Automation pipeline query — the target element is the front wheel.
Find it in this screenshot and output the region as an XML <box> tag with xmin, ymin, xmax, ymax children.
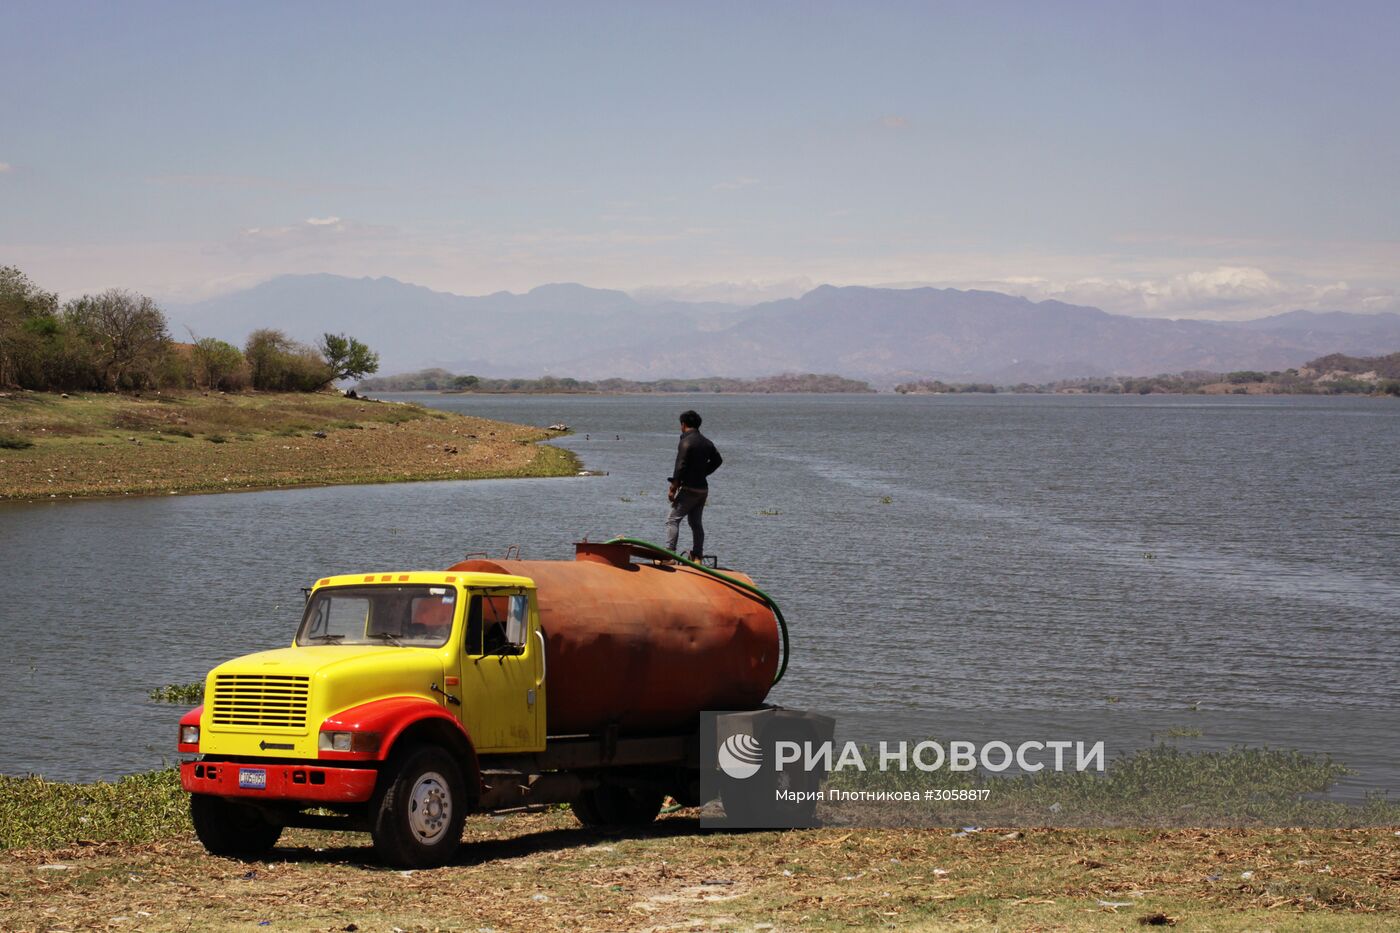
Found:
<box><xmin>370</xmin><ymin>746</ymin><xmax>468</xmax><ymax>869</ymax></box>
<box><xmin>190</xmin><ymin>794</ymin><xmax>283</xmax><ymax>859</ymax></box>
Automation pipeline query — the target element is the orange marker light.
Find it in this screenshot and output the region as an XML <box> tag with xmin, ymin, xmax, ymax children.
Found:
<box><xmin>445</xmin><ymin>676</ymin><xmax>460</xmax><ymax>686</ymax></box>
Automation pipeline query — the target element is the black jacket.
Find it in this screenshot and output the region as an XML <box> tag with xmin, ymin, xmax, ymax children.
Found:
<box><xmin>669</xmin><ymin>430</ymin><xmax>723</xmax><ymax>489</ymax></box>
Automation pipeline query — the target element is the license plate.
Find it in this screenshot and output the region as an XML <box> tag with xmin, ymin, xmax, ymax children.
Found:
<box><xmin>238</xmin><ymin>768</ymin><xmax>267</xmax><ymax>790</ymax></box>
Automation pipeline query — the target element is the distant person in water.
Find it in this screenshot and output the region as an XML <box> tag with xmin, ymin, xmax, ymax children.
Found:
<box><xmin>666</xmin><ymin>410</ymin><xmax>723</xmax><ymax>560</ymax></box>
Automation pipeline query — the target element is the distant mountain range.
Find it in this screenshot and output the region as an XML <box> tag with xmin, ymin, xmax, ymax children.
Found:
<box><xmin>168</xmin><ymin>274</ymin><xmax>1400</xmax><ymax>385</ymax></box>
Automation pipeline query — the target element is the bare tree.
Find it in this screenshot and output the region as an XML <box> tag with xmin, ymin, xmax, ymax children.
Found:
<box><xmin>63</xmin><ymin>290</ymin><xmax>171</xmax><ymax>390</ymax></box>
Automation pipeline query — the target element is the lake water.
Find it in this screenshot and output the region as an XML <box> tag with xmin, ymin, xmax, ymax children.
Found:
<box><xmin>2</xmin><ymin>393</ymin><xmax>1397</xmax><ymax>785</ymax></box>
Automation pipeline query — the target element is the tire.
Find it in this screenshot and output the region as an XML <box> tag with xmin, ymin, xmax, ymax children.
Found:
<box><xmin>370</xmin><ymin>746</ymin><xmax>468</xmax><ymax>868</ymax></box>
<box><xmin>571</xmin><ymin>783</ymin><xmax>664</xmax><ymax>827</ymax></box>
<box><xmin>190</xmin><ymin>794</ymin><xmax>283</xmax><ymax>859</ymax></box>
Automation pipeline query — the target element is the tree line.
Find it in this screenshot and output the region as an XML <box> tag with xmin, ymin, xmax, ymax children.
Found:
<box><xmin>358</xmin><ymin>369</ymin><xmax>876</xmax><ymax>394</ymax></box>
<box><xmin>1035</xmin><ymin>354</ymin><xmax>1400</xmax><ymax>396</ymax></box>
<box><xmin>895</xmin><ymin>352</ymin><xmax>1400</xmax><ymax>396</ymax></box>
<box><xmin>0</xmin><ymin>266</ymin><xmax>378</xmax><ymax>393</ymax></box>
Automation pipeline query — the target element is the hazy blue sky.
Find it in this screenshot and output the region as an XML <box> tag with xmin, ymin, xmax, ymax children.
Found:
<box><xmin>2</xmin><ymin>1</ymin><xmax>1397</xmax><ymax>317</ymax></box>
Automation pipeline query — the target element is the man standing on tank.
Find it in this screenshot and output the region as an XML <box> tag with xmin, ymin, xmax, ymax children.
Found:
<box><xmin>666</xmin><ymin>410</ymin><xmax>722</xmax><ymax>560</ymax></box>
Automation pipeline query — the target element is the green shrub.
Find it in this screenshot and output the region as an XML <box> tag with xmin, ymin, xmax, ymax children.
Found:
<box><xmin>245</xmin><ymin>329</ymin><xmax>334</xmax><ymax>391</ymax></box>
<box><xmin>148</xmin><ymin>681</ymin><xmax>203</xmax><ymax>703</ymax></box>
<box><xmin>0</xmin><ymin>433</ymin><xmax>33</xmax><ymax>450</ymax></box>
<box><xmin>0</xmin><ymin>769</ymin><xmax>188</xmax><ymax>849</ymax></box>
<box><xmin>191</xmin><ymin>337</ymin><xmax>248</xmax><ymax>391</ymax></box>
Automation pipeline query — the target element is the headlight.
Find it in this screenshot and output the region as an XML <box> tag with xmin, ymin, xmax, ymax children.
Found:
<box><xmin>318</xmin><ymin>730</ymin><xmax>381</xmax><ymax>753</ymax></box>
<box><xmin>180</xmin><ymin>725</ymin><xmax>200</xmax><ymax>746</ymax></box>
<box><xmin>320</xmin><ymin>731</ymin><xmax>353</xmax><ymax>752</ymax></box>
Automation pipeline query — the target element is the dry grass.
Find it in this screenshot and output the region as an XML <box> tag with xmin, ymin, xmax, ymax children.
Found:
<box><xmin>1</xmin><ymin>769</ymin><xmax>1395</xmax><ymax>929</ymax></box>
<box><xmin>0</xmin><ymin>390</ymin><xmax>577</xmax><ymax>501</ymax></box>
<box><xmin>1</xmin><ymin>810</ymin><xmax>1396</xmax><ymax>931</ymax></box>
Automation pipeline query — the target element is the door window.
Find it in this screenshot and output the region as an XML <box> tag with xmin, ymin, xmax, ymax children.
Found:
<box><xmin>505</xmin><ymin>595</ymin><xmax>528</xmax><ymax>646</ymax></box>
<box><xmin>467</xmin><ymin>592</ymin><xmax>527</xmax><ymax>656</ymax></box>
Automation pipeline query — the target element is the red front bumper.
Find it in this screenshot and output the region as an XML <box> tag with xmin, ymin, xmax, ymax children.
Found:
<box><xmin>181</xmin><ymin>760</ymin><xmax>378</xmax><ymax>803</ymax></box>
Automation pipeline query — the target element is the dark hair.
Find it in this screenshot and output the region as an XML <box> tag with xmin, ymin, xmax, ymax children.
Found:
<box><xmin>678</xmin><ymin>410</ymin><xmax>702</xmax><ymax>429</ymax></box>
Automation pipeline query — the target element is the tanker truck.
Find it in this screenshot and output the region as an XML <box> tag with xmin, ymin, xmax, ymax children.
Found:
<box><xmin>177</xmin><ymin>539</ymin><xmax>829</xmax><ymax>867</ymax></box>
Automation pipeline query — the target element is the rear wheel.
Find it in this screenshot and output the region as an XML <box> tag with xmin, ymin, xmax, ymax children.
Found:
<box><xmin>370</xmin><ymin>746</ymin><xmax>468</xmax><ymax>868</ymax></box>
<box><xmin>190</xmin><ymin>794</ymin><xmax>283</xmax><ymax>859</ymax></box>
<box><xmin>572</xmin><ymin>783</ymin><xmax>664</xmax><ymax>827</ymax></box>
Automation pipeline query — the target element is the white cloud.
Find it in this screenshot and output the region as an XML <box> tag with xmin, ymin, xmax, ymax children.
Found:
<box><xmin>0</xmin><ymin>162</ymin><xmax>12</xmax><ymax>173</ymax></box>
<box><xmin>228</xmin><ymin>217</ymin><xmax>396</xmax><ymax>258</ymax></box>
<box><xmin>916</xmin><ymin>266</ymin><xmax>1400</xmax><ymax>319</ymax></box>
<box><xmin>711</xmin><ymin>176</ymin><xmax>761</xmax><ymax>192</ymax></box>
<box><xmin>630</xmin><ymin>277</ymin><xmax>815</xmax><ymax>306</ymax></box>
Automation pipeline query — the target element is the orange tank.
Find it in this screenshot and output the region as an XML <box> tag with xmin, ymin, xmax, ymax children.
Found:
<box><xmin>448</xmin><ymin>543</ymin><xmax>780</xmax><ymax>735</ymax></box>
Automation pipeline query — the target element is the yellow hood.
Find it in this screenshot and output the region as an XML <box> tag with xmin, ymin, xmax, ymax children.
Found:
<box><xmin>199</xmin><ymin>644</ymin><xmax>447</xmax><ymax>759</ymax></box>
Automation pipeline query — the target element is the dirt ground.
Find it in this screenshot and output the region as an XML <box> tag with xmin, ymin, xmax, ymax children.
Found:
<box><xmin>3</xmin><ymin>810</ymin><xmax>1396</xmax><ymax>932</ymax></box>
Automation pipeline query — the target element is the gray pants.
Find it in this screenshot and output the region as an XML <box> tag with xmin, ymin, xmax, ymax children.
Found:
<box><xmin>665</xmin><ymin>488</ymin><xmax>708</xmax><ymax>557</ymax></box>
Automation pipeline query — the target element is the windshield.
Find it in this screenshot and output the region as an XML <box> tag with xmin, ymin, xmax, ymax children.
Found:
<box><xmin>296</xmin><ymin>585</ymin><xmax>458</xmax><ymax>647</ymax></box>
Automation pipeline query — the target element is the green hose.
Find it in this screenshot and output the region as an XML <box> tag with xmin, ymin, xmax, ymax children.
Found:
<box><xmin>604</xmin><ymin>535</ymin><xmax>790</xmax><ymax>686</ymax></box>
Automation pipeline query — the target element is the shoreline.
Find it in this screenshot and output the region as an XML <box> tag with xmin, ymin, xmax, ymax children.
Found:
<box><xmin>377</xmin><ymin>388</ymin><xmax>880</xmax><ymax>397</ymax></box>
<box><xmin>0</xmin><ymin>390</ymin><xmax>580</xmax><ymax>504</ymax></box>
<box><xmin>0</xmin><ymin>466</ymin><xmax>581</xmax><ymax>509</ymax></box>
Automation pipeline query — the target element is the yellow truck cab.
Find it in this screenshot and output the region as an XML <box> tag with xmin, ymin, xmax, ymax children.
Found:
<box><xmin>180</xmin><ymin>571</ymin><xmax>549</xmax><ymax>866</ymax></box>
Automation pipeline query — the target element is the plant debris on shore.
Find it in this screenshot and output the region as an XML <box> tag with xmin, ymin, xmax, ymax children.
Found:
<box><xmin>1</xmin><ymin>770</ymin><xmax>1396</xmax><ymax>930</ymax></box>
<box><xmin>2</xmin><ymin>812</ymin><xmax>1396</xmax><ymax>931</ymax></box>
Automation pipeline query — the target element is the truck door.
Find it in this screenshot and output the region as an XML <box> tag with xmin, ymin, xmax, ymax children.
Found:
<box><xmin>458</xmin><ymin>589</ymin><xmax>544</xmax><ymax>752</ymax></box>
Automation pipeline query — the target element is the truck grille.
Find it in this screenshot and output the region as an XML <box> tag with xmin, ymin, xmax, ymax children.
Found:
<box><xmin>209</xmin><ymin>674</ymin><xmax>310</xmax><ymax>729</ymax></box>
